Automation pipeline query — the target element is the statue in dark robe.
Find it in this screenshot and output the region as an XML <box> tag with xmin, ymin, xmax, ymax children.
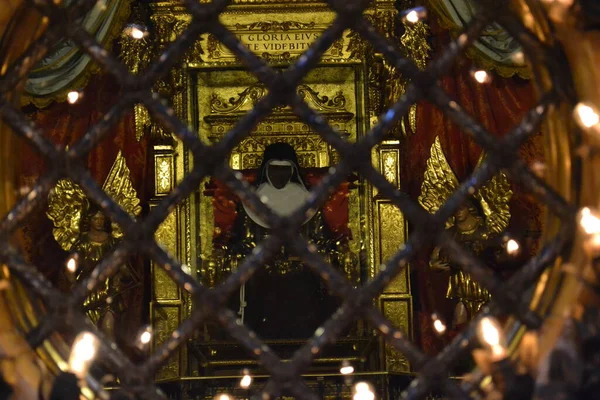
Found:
<box><xmin>219</xmin><ymin>143</ymin><xmax>349</xmax><ymax>339</ymax></box>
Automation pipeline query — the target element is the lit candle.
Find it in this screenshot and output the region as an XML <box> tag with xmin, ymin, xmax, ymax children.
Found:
<box><xmin>68</xmin><ymin>331</ymin><xmax>99</xmax><ymax>379</ymax></box>
<box><xmin>353</xmin><ymin>382</ymin><xmax>375</xmax><ymax>400</ymax></box>
<box><xmin>431</xmin><ymin>313</ymin><xmax>447</xmax><ymax>336</ymax></box>
<box><xmin>506</xmin><ymin>238</ymin><xmax>520</xmax><ymax>256</ymax></box>
<box><xmin>401</xmin><ymin>7</ymin><xmax>427</xmax><ymax>24</ymax></box>
<box><xmin>472</xmin><ymin>316</ymin><xmax>508</xmax><ymax>376</ymax></box>
<box><xmin>340</xmin><ymin>360</ymin><xmax>355</xmax><ymax>375</ymax></box>
<box><xmin>124</xmin><ymin>24</ymin><xmax>148</xmax><ymax>40</ymax></box>
<box><xmin>573</xmin><ymin>102</ymin><xmax>600</xmax><ymax>137</ymax></box>
<box><xmin>136</xmin><ymin>325</ymin><xmax>152</xmax><ymax>351</ymax></box>
<box><xmin>578</xmin><ymin>207</ymin><xmax>600</xmax><ymax>255</ymax></box>
<box><xmin>473</xmin><ymin>316</ymin><xmax>536</xmax><ymax>398</ymax></box>
<box><xmin>67</xmin><ymin>91</ymin><xmax>82</xmax><ymax>104</ymax></box>
<box><xmin>471</xmin><ymin>69</ymin><xmax>492</xmax><ymax>84</ymax></box>
<box><xmin>240</xmin><ymin>369</ymin><xmax>252</xmax><ymax>388</ymax></box>
<box><xmin>477</xmin><ymin>316</ymin><xmax>507</xmax><ymax>361</ymax></box>
<box><xmin>66</xmin><ymin>256</ymin><xmax>77</xmax><ymax>274</ymax></box>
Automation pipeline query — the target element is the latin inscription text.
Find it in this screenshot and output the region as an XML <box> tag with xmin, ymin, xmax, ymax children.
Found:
<box><xmin>240</xmin><ymin>32</ymin><xmax>321</xmax><ymax>52</ymax></box>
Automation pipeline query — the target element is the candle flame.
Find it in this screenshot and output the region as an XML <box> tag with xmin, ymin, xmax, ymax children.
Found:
<box><xmin>354</xmin><ymin>382</ymin><xmax>375</xmax><ymax>400</ymax></box>
<box><xmin>405</xmin><ymin>10</ymin><xmax>419</xmax><ymax>23</ymax></box>
<box><xmin>67</xmin><ymin>91</ymin><xmax>81</xmax><ymax>104</ymax></box>
<box><xmin>68</xmin><ymin>332</ymin><xmax>99</xmax><ymax>378</ymax></box>
<box><xmin>340</xmin><ymin>365</ymin><xmax>355</xmax><ymax>375</ymax></box>
<box><xmin>506</xmin><ymin>239</ymin><xmax>520</xmax><ymax>255</ymax></box>
<box><xmin>140</xmin><ymin>330</ymin><xmax>152</xmax><ymax>345</ymax></box>
<box><xmin>472</xmin><ymin>70</ymin><xmax>491</xmax><ymax>84</ymax></box>
<box><xmin>66</xmin><ymin>257</ymin><xmax>77</xmax><ymax>273</ymax></box>
<box><xmin>580</xmin><ymin>208</ymin><xmax>600</xmax><ymax>234</ymax></box>
<box><xmin>402</xmin><ymin>7</ymin><xmax>427</xmax><ymax>24</ymax></box>
<box><xmin>479</xmin><ymin>317</ymin><xmax>501</xmax><ymax>347</ymax></box>
<box><xmin>433</xmin><ymin>318</ymin><xmax>447</xmax><ymax>334</ymax></box>
<box><xmin>574</xmin><ymin>103</ymin><xmax>600</xmax><ymax>129</ymax></box>
<box><xmin>240</xmin><ymin>371</ymin><xmax>252</xmax><ymax>388</ymax></box>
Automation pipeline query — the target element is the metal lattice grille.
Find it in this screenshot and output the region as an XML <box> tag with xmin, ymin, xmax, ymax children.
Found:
<box><xmin>0</xmin><ymin>0</ymin><xmax>576</xmax><ymax>399</ymax></box>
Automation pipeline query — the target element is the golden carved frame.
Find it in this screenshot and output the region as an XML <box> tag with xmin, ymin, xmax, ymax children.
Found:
<box><xmin>145</xmin><ymin>0</ymin><xmax>417</xmax><ymax>380</ymax></box>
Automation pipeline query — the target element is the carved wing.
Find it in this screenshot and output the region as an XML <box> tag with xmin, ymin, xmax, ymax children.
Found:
<box><xmin>474</xmin><ymin>153</ymin><xmax>513</xmax><ymax>235</ymax></box>
<box><xmin>418</xmin><ymin>136</ymin><xmax>459</xmax><ymax>225</ymax></box>
<box><xmin>102</xmin><ymin>151</ymin><xmax>142</xmax><ymax>239</ymax></box>
<box><xmin>47</xmin><ymin>179</ymin><xmax>88</xmax><ymax>251</ymax></box>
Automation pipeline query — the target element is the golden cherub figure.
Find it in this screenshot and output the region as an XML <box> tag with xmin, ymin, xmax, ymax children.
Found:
<box><xmin>419</xmin><ymin>137</ymin><xmax>513</xmax><ymax>327</ymax></box>
<box><xmin>47</xmin><ymin>151</ymin><xmax>141</xmax><ymax>340</ymax></box>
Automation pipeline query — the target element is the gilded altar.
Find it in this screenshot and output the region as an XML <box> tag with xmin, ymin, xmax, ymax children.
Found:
<box><xmin>133</xmin><ymin>0</ymin><xmax>424</xmax><ymax>385</ymax></box>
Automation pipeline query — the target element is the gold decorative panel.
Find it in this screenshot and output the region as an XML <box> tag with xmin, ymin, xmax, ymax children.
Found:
<box><xmin>195</xmin><ymin>66</ymin><xmax>358</xmax><ymax>170</ymax></box>
<box><xmin>152</xmin><ymin>305</ymin><xmax>181</xmax><ymax>380</ymax></box>
<box><xmin>150</xmin><ymin>3</ymin><xmax>363</xmax><ymax>66</ymax></box>
<box><xmin>151</xmin><ymin>201</ymin><xmax>183</xmax><ymax>378</ymax></box>
<box><xmin>153</xmin><ymin>208</ymin><xmax>180</xmax><ymax>300</ymax></box>
<box><xmin>154</xmin><ymin>153</ymin><xmax>174</xmax><ymax>195</ymax></box>
<box><xmin>380</xmin><ymin>295</ymin><xmax>412</xmax><ymax>372</ymax></box>
<box><xmin>376</xmin><ymin>200</ymin><xmax>408</xmax><ymax>293</ymax></box>
<box><xmin>380</xmin><ymin>149</ymin><xmax>399</xmax><ymax>186</ymax></box>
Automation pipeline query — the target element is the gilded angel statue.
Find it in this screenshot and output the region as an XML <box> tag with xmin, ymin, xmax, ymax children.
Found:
<box><xmin>419</xmin><ymin>137</ymin><xmax>512</xmax><ymax>327</ymax></box>
<box><xmin>47</xmin><ymin>151</ymin><xmax>141</xmax><ymax>339</ymax></box>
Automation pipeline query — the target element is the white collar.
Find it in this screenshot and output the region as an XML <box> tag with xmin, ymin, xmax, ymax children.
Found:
<box><xmin>243</xmin><ymin>181</ymin><xmax>315</xmax><ymax>228</ymax></box>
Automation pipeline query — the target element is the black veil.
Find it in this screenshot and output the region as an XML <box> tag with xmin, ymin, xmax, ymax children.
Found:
<box><xmin>256</xmin><ymin>142</ymin><xmax>307</xmax><ymax>188</ymax></box>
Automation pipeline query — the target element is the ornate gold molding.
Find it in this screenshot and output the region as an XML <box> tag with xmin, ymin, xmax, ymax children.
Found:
<box><xmin>209</xmin><ymin>83</ymin><xmax>348</xmax><ymax>114</ymax></box>
<box><xmin>209</xmin><ymin>84</ymin><xmax>267</xmax><ymax>114</ymax></box>
<box><xmin>234</xmin><ymin>20</ymin><xmax>315</xmax><ymax>31</ymax></box>
<box><xmin>204</xmin><ymin>28</ymin><xmax>344</xmax><ymax>63</ymax></box>
<box><xmin>150</xmin><ymin>0</ymin><xmax>407</xmax><ymax>377</ymax></box>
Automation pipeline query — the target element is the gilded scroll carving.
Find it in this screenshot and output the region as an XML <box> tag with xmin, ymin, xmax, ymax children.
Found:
<box><xmin>210</xmin><ymin>85</ymin><xmax>267</xmax><ymax>113</ymax></box>
<box><xmin>209</xmin><ymin>84</ymin><xmax>348</xmax><ymax>114</ymax></box>
<box><xmin>297</xmin><ymin>86</ymin><xmax>346</xmax><ymax>111</ymax></box>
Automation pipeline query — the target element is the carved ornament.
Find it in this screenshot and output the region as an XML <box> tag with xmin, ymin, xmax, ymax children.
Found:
<box><xmin>209</xmin><ymin>83</ymin><xmax>348</xmax><ymax>114</ymax></box>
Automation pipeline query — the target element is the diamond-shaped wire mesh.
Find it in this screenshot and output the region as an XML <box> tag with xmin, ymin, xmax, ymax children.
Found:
<box><xmin>0</xmin><ymin>0</ymin><xmax>576</xmax><ymax>399</ymax></box>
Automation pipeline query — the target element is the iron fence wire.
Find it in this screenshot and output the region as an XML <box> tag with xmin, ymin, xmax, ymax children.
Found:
<box><xmin>0</xmin><ymin>0</ymin><xmax>576</xmax><ymax>399</ymax></box>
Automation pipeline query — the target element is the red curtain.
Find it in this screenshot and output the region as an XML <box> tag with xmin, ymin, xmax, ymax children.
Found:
<box><xmin>404</xmin><ymin>20</ymin><xmax>544</xmax><ymax>354</ymax></box>
<box><xmin>207</xmin><ymin>170</ymin><xmax>352</xmax><ymax>244</ymax></box>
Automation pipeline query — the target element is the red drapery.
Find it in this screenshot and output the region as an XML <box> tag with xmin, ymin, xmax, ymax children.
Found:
<box><xmin>207</xmin><ymin>170</ymin><xmax>352</xmax><ymax>244</ymax></box>
<box><xmin>404</xmin><ymin>19</ymin><xmax>544</xmax><ymax>354</ymax></box>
